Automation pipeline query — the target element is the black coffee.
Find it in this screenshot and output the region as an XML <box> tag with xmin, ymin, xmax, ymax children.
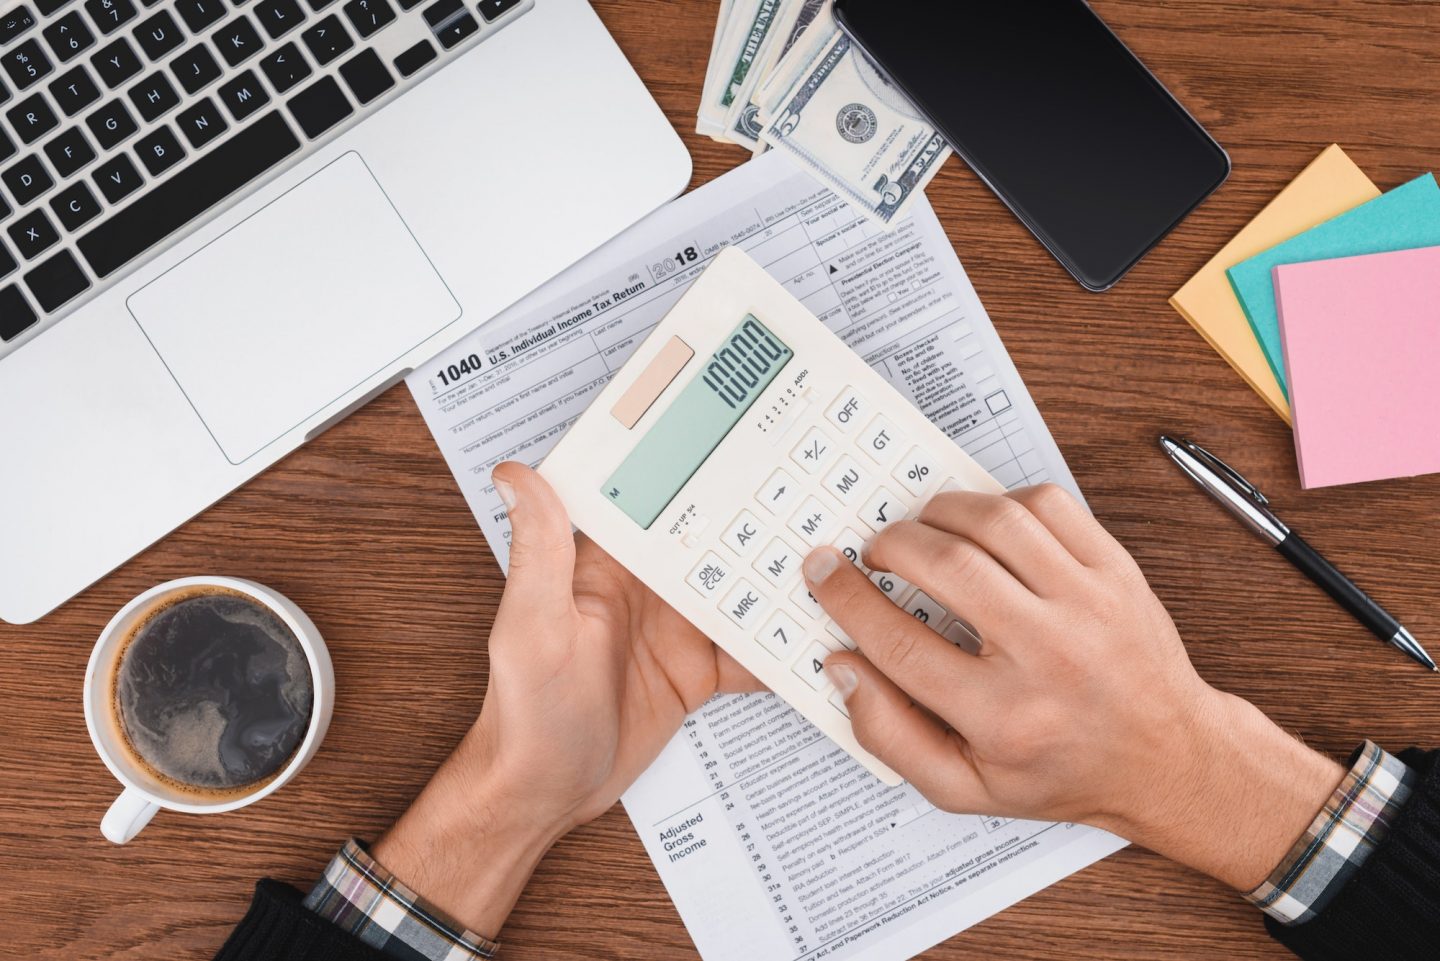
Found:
<box><xmin>113</xmin><ymin>589</ymin><xmax>314</xmax><ymax>798</ymax></box>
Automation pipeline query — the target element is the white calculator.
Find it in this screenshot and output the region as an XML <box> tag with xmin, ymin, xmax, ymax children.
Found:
<box><xmin>538</xmin><ymin>248</ymin><xmax>1003</xmax><ymax>785</ymax></box>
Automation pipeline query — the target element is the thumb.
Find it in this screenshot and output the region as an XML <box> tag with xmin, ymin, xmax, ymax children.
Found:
<box><xmin>493</xmin><ymin>461</ymin><xmax>577</xmax><ymax>613</ymax></box>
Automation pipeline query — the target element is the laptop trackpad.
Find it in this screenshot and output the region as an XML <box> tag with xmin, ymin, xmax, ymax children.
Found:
<box><xmin>128</xmin><ymin>152</ymin><xmax>461</xmax><ymax>464</ymax></box>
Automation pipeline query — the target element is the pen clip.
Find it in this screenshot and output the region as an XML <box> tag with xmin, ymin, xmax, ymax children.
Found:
<box><xmin>1182</xmin><ymin>440</ymin><xmax>1269</xmax><ymax>506</ymax></box>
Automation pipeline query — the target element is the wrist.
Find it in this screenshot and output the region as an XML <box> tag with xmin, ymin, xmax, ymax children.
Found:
<box><xmin>1100</xmin><ymin>688</ymin><xmax>1344</xmax><ymax>891</ymax></box>
<box><xmin>373</xmin><ymin>738</ymin><xmax>572</xmax><ymax>937</ymax></box>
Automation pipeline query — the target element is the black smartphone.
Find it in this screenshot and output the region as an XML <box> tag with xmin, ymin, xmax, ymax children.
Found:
<box><xmin>833</xmin><ymin>0</ymin><xmax>1230</xmax><ymax>291</ymax></box>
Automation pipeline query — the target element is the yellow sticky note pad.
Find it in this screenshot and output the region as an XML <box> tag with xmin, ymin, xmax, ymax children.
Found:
<box><xmin>1170</xmin><ymin>145</ymin><xmax>1379</xmax><ymax>423</ymax></box>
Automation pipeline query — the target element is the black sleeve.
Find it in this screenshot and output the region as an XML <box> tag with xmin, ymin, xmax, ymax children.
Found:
<box><xmin>1265</xmin><ymin>748</ymin><xmax>1440</xmax><ymax>961</ymax></box>
<box><xmin>214</xmin><ymin>880</ymin><xmax>394</xmax><ymax>961</ymax></box>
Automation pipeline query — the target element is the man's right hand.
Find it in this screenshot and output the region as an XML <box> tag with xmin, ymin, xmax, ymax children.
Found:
<box><xmin>804</xmin><ymin>483</ymin><xmax>1343</xmax><ymax>891</ymax></box>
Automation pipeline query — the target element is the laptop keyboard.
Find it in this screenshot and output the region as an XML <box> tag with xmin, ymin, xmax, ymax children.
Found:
<box><xmin>0</xmin><ymin>0</ymin><xmax>532</xmax><ymax>346</ymax></box>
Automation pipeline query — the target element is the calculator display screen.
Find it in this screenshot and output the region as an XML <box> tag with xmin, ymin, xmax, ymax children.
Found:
<box><xmin>603</xmin><ymin>316</ymin><xmax>793</xmax><ymax>528</ymax></box>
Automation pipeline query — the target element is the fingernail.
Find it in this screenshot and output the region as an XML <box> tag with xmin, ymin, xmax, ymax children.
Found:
<box><xmin>804</xmin><ymin>549</ymin><xmax>840</xmax><ymax>584</ymax></box>
<box><xmin>825</xmin><ymin>662</ymin><xmax>858</xmax><ymax>697</ymax></box>
<box><xmin>494</xmin><ymin>477</ymin><xmax>517</xmax><ymax>513</ymax></box>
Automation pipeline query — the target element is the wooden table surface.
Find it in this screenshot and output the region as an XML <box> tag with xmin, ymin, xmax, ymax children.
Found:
<box><xmin>4</xmin><ymin>1</ymin><xmax>1439</xmax><ymax>958</ymax></box>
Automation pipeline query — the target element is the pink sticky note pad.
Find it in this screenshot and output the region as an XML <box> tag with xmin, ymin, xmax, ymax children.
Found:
<box><xmin>1274</xmin><ymin>245</ymin><xmax>1440</xmax><ymax>488</ymax></box>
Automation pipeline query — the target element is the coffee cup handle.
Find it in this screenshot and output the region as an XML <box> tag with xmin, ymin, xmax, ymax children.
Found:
<box><xmin>102</xmin><ymin>787</ymin><xmax>160</xmax><ymax>844</ymax></box>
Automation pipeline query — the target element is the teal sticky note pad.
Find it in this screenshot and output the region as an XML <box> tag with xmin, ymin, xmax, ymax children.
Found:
<box><xmin>1226</xmin><ymin>173</ymin><xmax>1440</xmax><ymax>395</ymax></box>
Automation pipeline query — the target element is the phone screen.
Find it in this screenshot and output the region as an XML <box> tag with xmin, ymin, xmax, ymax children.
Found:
<box><xmin>834</xmin><ymin>0</ymin><xmax>1229</xmax><ymax>290</ymax></box>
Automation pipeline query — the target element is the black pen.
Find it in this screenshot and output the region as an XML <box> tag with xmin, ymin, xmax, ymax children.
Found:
<box><xmin>1159</xmin><ymin>435</ymin><xmax>1435</xmax><ymax>672</ymax></box>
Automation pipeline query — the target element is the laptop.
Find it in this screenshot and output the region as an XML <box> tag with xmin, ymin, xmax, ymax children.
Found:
<box><xmin>0</xmin><ymin>0</ymin><xmax>691</xmax><ymax>623</ymax></box>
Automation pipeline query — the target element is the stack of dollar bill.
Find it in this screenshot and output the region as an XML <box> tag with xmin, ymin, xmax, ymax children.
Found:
<box><xmin>697</xmin><ymin>0</ymin><xmax>952</xmax><ymax>228</ymax></box>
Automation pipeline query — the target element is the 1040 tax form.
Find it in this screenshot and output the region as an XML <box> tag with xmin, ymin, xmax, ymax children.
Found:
<box><xmin>406</xmin><ymin>151</ymin><xmax>1126</xmax><ymax>961</ymax></box>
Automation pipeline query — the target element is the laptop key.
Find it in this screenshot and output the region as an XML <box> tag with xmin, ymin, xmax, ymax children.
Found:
<box><xmin>84</xmin><ymin>0</ymin><xmax>138</xmax><ymax>35</ymax></box>
<box><xmin>7</xmin><ymin>93</ymin><xmax>58</xmax><ymax>143</ymax></box>
<box><xmin>286</xmin><ymin>74</ymin><xmax>350</xmax><ymax>137</ymax></box>
<box><xmin>50</xmin><ymin>65</ymin><xmax>101</xmax><ymax>114</ymax></box>
<box><xmin>300</xmin><ymin>15</ymin><xmax>351</xmax><ymax>65</ymax></box>
<box><xmin>421</xmin><ymin>0</ymin><xmax>459</xmax><ymax>27</ymax></box>
<box><xmin>3</xmin><ymin>39</ymin><xmax>53</xmax><ymax>91</ymax></box>
<box><xmin>127</xmin><ymin>70</ymin><xmax>178</xmax><ymax>121</ymax></box>
<box><xmin>177</xmin><ymin>97</ymin><xmax>227</xmax><ymax>148</ymax></box>
<box><xmin>396</xmin><ymin>0</ymin><xmax>422</xmax><ymax>9</ymax></box>
<box><xmin>43</xmin><ymin>10</ymin><xmax>95</xmax><ymax>63</ymax></box>
<box><xmin>176</xmin><ymin>0</ymin><xmax>226</xmax><ymax>31</ymax></box>
<box><xmin>0</xmin><ymin>128</ymin><xmax>13</xmax><ymax>164</ymax></box>
<box><xmin>134</xmin><ymin>10</ymin><xmax>183</xmax><ymax>61</ymax></box>
<box><xmin>342</xmin><ymin>0</ymin><xmax>394</xmax><ymax>39</ymax></box>
<box><xmin>43</xmin><ymin>125</ymin><xmax>95</xmax><ymax>176</ymax></box>
<box><xmin>92</xmin><ymin>150</ymin><xmax>142</xmax><ymax>202</ymax></box>
<box><xmin>3</xmin><ymin>154</ymin><xmax>52</xmax><ymax>203</ymax></box>
<box><xmin>218</xmin><ymin>68</ymin><xmax>269</xmax><ymax>119</ymax></box>
<box><xmin>50</xmin><ymin>180</ymin><xmax>102</xmax><ymax>230</ymax></box>
<box><xmin>0</xmin><ymin>7</ymin><xmax>37</xmax><ymax>46</ymax></box>
<box><xmin>213</xmin><ymin>16</ymin><xmax>264</xmax><ymax>66</ymax></box>
<box><xmin>0</xmin><ymin>243</ymin><xmax>15</xmax><ymax>279</ymax></box>
<box><xmin>24</xmin><ymin>248</ymin><xmax>89</xmax><ymax>312</ymax></box>
<box><xmin>85</xmin><ymin>98</ymin><xmax>137</xmax><ymax>148</ymax></box>
<box><xmin>0</xmin><ymin>285</ymin><xmax>38</xmax><ymax>339</ymax></box>
<box><xmin>338</xmin><ymin>47</ymin><xmax>392</xmax><ymax>104</ymax></box>
<box><xmin>259</xmin><ymin>41</ymin><xmax>309</xmax><ymax>92</ymax></box>
<box><xmin>254</xmin><ymin>0</ymin><xmax>304</xmax><ymax>39</ymax></box>
<box><xmin>35</xmin><ymin>0</ymin><xmax>71</xmax><ymax>16</ymax></box>
<box><xmin>78</xmin><ymin>111</ymin><xmax>300</xmax><ymax>277</ymax></box>
<box><xmin>135</xmin><ymin>123</ymin><xmax>183</xmax><ymax>175</ymax></box>
<box><xmin>393</xmin><ymin>38</ymin><xmax>434</xmax><ymax>77</ymax></box>
<box><xmin>171</xmin><ymin>43</ymin><xmax>222</xmax><ymax>94</ymax></box>
<box><xmin>0</xmin><ymin>190</ymin><xmax>10</xmax><ymax>220</ymax></box>
<box><xmin>476</xmin><ymin>0</ymin><xmax>519</xmax><ymax>22</ymax></box>
<box><xmin>8</xmin><ymin>208</ymin><xmax>59</xmax><ymax>259</ymax></box>
<box><xmin>433</xmin><ymin>12</ymin><xmax>476</xmax><ymax>49</ymax></box>
<box><xmin>91</xmin><ymin>37</ymin><xmax>141</xmax><ymax>87</ymax></box>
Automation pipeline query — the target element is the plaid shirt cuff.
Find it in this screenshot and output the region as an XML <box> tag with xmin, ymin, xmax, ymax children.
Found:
<box><xmin>1247</xmin><ymin>740</ymin><xmax>1417</xmax><ymax>925</ymax></box>
<box><xmin>303</xmin><ymin>839</ymin><xmax>501</xmax><ymax>960</ymax></box>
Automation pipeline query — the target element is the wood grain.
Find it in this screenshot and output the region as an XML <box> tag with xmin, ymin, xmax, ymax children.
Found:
<box><xmin>3</xmin><ymin>2</ymin><xmax>1438</xmax><ymax>958</ymax></box>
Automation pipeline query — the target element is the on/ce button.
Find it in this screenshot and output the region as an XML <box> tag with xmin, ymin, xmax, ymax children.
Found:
<box><xmin>825</xmin><ymin>388</ymin><xmax>867</xmax><ymax>433</ymax></box>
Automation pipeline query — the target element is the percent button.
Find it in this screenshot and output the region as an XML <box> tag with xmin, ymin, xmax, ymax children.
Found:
<box><xmin>893</xmin><ymin>447</ymin><xmax>940</xmax><ymax>496</ymax></box>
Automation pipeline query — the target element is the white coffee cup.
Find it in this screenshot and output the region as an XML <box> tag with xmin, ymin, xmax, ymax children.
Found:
<box><xmin>84</xmin><ymin>576</ymin><xmax>334</xmax><ymax>844</ymax></box>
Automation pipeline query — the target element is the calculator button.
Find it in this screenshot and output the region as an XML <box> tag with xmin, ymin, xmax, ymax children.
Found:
<box><xmin>943</xmin><ymin>618</ymin><xmax>983</xmax><ymax>655</ymax></box>
<box><xmin>790</xmin><ymin>426</ymin><xmax>835</xmax><ymax>474</ymax></box>
<box><xmin>787</xmin><ymin>496</ymin><xmax>835</xmax><ymax>547</ymax></box>
<box><xmin>719</xmin><ymin>578</ymin><xmax>769</xmax><ymax>629</ymax></box>
<box><xmin>858</xmin><ymin>486</ymin><xmax>907</xmax><ymax>533</ymax></box>
<box><xmin>869</xmin><ymin>568</ymin><xmax>910</xmax><ymax>602</ymax></box>
<box><xmin>757</xmin><ymin>609</ymin><xmax>802</xmax><ymax>659</ymax></box>
<box><xmin>793</xmin><ymin>641</ymin><xmax>832</xmax><ymax>690</ymax></box>
<box><xmin>828</xmin><ymin>689</ymin><xmax>850</xmax><ymax>717</ymax></box>
<box><xmin>940</xmin><ymin>477</ymin><xmax>964</xmax><ymax>494</ymax></box>
<box><xmin>824</xmin><ymin>387</ymin><xmax>866</xmax><ymax>433</ymax></box>
<box><xmin>791</xmin><ymin>582</ymin><xmax>824</xmax><ymax>620</ymax></box>
<box><xmin>754</xmin><ymin>536</ymin><xmax>802</xmax><ymax>587</ymax></box>
<box><xmin>721</xmin><ymin>509</ymin><xmax>764</xmax><ymax>557</ymax></box>
<box><xmin>832</xmin><ymin>527</ymin><xmax>866</xmax><ymax>569</ymax></box>
<box><xmin>821</xmin><ymin>455</ymin><xmax>867</xmax><ymax>507</ymax></box>
<box><xmin>757</xmin><ymin>467</ymin><xmax>800</xmax><ymax>515</ymax></box>
<box><xmin>903</xmin><ymin>590</ymin><xmax>947</xmax><ymax>627</ymax></box>
<box><xmin>858</xmin><ymin>415</ymin><xmax>904</xmax><ymax>465</ymax></box>
<box><xmin>825</xmin><ymin>619</ymin><xmax>857</xmax><ymax>650</ymax></box>
<box><xmin>893</xmin><ymin>446</ymin><xmax>940</xmax><ymax>497</ymax></box>
<box><xmin>686</xmin><ymin>552</ymin><xmax>731</xmax><ymax>599</ymax></box>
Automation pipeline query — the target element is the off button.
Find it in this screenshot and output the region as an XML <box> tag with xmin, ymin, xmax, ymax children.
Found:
<box><xmin>825</xmin><ymin>388</ymin><xmax>867</xmax><ymax>433</ymax></box>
